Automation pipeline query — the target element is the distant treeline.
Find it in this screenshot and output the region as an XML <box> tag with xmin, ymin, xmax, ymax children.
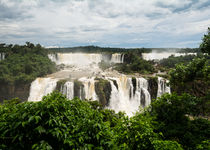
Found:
<box><xmin>48</xmin><ymin>46</ymin><xmax>152</xmax><ymax>53</ymax></box>
<box><xmin>48</xmin><ymin>45</ymin><xmax>201</xmax><ymax>53</ymax></box>
<box><xmin>1</xmin><ymin>44</ymin><xmax>200</xmax><ymax>54</ymax></box>
<box><xmin>178</xmin><ymin>48</ymin><xmax>201</xmax><ymax>53</ymax></box>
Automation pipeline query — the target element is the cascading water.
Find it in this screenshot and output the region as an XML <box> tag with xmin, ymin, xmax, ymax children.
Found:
<box><xmin>48</xmin><ymin>53</ymin><xmax>103</xmax><ymax>66</ymax></box>
<box><xmin>28</xmin><ymin>77</ymin><xmax>98</xmax><ymax>102</ymax></box>
<box><xmin>48</xmin><ymin>53</ymin><xmax>124</xmax><ymax>65</ymax></box>
<box><xmin>0</xmin><ymin>53</ymin><xmax>5</xmax><ymax>61</ymax></box>
<box><xmin>107</xmin><ymin>76</ymin><xmax>151</xmax><ymax>116</ymax></box>
<box><xmin>111</xmin><ymin>53</ymin><xmax>124</xmax><ymax>63</ymax></box>
<box><xmin>28</xmin><ymin>78</ymin><xmax>58</xmax><ymax>101</ymax></box>
<box><xmin>107</xmin><ymin>76</ymin><xmax>131</xmax><ymax>115</ymax></box>
<box><xmin>48</xmin><ymin>53</ymin><xmax>57</xmax><ymax>62</ymax></box>
<box><xmin>78</xmin><ymin>77</ymin><xmax>98</xmax><ymax>100</ymax></box>
<box><xmin>61</xmin><ymin>81</ymin><xmax>74</xmax><ymax>100</ymax></box>
<box><xmin>142</xmin><ymin>52</ymin><xmax>196</xmax><ymax>61</ymax></box>
<box><xmin>137</xmin><ymin>78</ymin><xmax>151</xmax><ymax>107</ymax></box>
<box><xmin>157</xmin><ymin>77</ymin><xmax>171</xmax><ymax>98</ymax></box>
<box><xmin>28</xmin><ymin>75</ymin><xmax>170</xmax><ymax>116</ymax></box>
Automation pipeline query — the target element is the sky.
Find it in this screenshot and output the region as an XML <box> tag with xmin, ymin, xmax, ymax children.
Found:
<box><xmin>0</xmin><ymin>0</ymin><xmax>210</xmax><ymax>48</ymax></box>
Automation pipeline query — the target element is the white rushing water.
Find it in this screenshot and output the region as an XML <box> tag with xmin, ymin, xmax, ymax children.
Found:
<box><xmin>0</xmin><ymin>53</ymin><xmax>5</xmax><ymax>61</ymax></box>
<box><xmin>28</xmin><ymin>75</ymin><xmax>170</xmax><ymax>116</ymax></box>
<box><xmin>61</xmin><ymin>81</ymin><xmax>74</xmax><ymax>100</ymax></box>
<box><xmin>157</xmin><ymin>77</ymin><xmax>171</xmax><ymax>98</ymax></box>
<box><xmin>79</xmin><ymin>77</ymin><xmax>98</xmax><ymax>100</ymax></box>
<box><xmin>28</xmin><ymin>78</ymin><xmax>58</xmax><ymax>102</ymax></box>
<box><xmin>111</xmin><ymin>53</ymin><xmax>124</xmax><ymax>63</ymax></box>
<box><xmin>107</xmin><ymin>76</ymin><xmax>151</xmax><ymax>116</ymax></box>
<box><xmin>54</xmin><ymin>53</ymin><xmax>102</xmax><ymax>66</ymax></box>
<box><xmin>142</xmin><ymin>52</ymin><xmax>196</xmax><ymax>61</ymax></box>
<box><xmin>48</xmin><ymin>53</ymin><xmax>124</xmax><ymax>66</ymax></box>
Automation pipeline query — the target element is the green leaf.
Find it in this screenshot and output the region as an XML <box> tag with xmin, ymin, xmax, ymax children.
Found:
<box><xmin>35</xmin><ymin>126</ymin><xmax>46</xmax><ymax>134</ymax></box>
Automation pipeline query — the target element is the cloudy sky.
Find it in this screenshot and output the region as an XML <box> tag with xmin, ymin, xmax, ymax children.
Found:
<box><xmin>0</xmin><ymin>0</ymin><xmax>210</xmax><ymax>48</ymax></box>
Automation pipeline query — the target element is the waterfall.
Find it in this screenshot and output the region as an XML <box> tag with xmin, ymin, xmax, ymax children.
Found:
<box><xmin>28</xmin><ymin>75</ymin><xmax>170</xmax><ymax>116</ymax></box>
<box><xmin>78</xmin><ymin>77</ymin><xmax>98</xmax><ymax>100</ymax></box>
<box><xmin>48</xmin><ymin>53</ymin><xmax>103</xmax><ymax>66</ymax></box>
<box><xmin>107</xmin><ymin>76</ymin><xmax>131</xmax><ymax>115</ymax></box>
<box><xmin>157</xmin><ymin>77</ymin><xmax>171</xmax><ymax>98</ymax></box>
<box><xmin>107</xmin><ymin>76</ymin><xmax>151</xmax><ymax>116</ymax></box>
<box><xmin>60</xmin><ymin>77</ymin><xmax>98</xmax><ymax>101</ymax></box>
<box><xmin>0</xmin><ymin>53</ymin><xmax>5</xmax><ymax>61</ymax></box>
<box><xmin>111</xmin><ymin>53</ymin><xmax>124</xmax><ymax>63</ymax></box>
<box><xmin>48</xmin><ymin>53</ymin><xmax>124</xmax><ymax>65</ymax></box>
<box><xmin>137</xmin><ymin>78</ymin><xmax>151</xmax><ymax>107</ymax></box>
<box><xmin>48</xmin><ymin>53</ymin><xmax>57</xmax><ymax>62</ymax></box>
<box><xmin>28</xmin><ymin>78</ymin><xmax>58</xmax><ymax>101</ymax></box>
<box><xmin>142</xmin><ymin>52</ymin><xmax>197</xmax><ymax>61</ymax></box>
<box><xmin>29</xmin><ymin>52</ymin><xmax>171</xmax><ymax>115</ymax></box>
<box><xmin>61</xmin><ymin>82</ymin><xmax>74</xmax><ymax>100</ymax></box>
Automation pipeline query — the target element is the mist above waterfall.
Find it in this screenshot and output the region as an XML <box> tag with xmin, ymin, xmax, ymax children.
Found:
<box><xmin>142</xmin><ymin>49</ymin><xmax>197</xmax><ymax>61</ymax></box>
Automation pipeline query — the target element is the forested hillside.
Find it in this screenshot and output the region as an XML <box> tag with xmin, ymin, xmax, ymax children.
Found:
<box><xmin>0</xmin><ymin>42</ymin><xmax>56</xmax><ymax>101</ymax></box>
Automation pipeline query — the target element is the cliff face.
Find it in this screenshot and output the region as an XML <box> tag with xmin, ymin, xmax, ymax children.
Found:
<box><xmin>148</xmin><ymin>77</ymin><xmax>158</xmax><ymax>100</ymax></box>
<box><xmin>0</xmin><ymin>83</ymin><xmax>30</xmax><ymax>102</ymax></box>
<box><xmin>95</xmin><ymin>78</ymin><xmax>111</xmax><ymax>107</ymax></box>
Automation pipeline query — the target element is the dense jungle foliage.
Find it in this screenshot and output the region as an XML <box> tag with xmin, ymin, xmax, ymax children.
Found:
<box><xmin>200</xmin><ymin>27</ymin><xmax>210</xmax><ymax>55</ymax></box>
<box><xmin>114</xmin><ymin>52</ymin><xmax>155</xmax><ymax>74</ymax></box>
<box><xmin>0</xmin><ymin>42</ymin><xmax>56</xmax><ymax>85</ymax></box>
<box><xmin>159</xmin><ymin>54</ymin><xmax>199</xmax><ymax>69</ymax></box>
<box><xmin>99</xmin><ymin>51</ymin><xmax>155</xmax><ymax>74</ymax></box>
<box><xmin>0</xmin><ymin>92</ymin><xmax>209</xmax><ymax>150</ymax></box>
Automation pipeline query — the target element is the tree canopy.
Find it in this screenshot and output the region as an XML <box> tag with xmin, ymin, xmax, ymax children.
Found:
<box><xmin>0</xmin><ymin>92</ymin><xmax>186</xmax><ymax>150</ymax></box>
<box><xmin>200</xmin><ymin>27</ymin><xmax>210</xmax><ymax>55</ymax></box>
<box><xmin>0</xmin><ymin>42</ymin><xmax>56</xmax><ymax>85</ymax></box>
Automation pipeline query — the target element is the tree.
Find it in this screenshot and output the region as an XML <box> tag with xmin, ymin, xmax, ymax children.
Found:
<box><xmin>0</xmin><ymin>92</ymin><xmax>186</xmax><ymax>149</ymax></box>
<box><xmin>200</xmin><ymin>27</ymin><xmax>210</xmax><ymax>55</ymax></box>
<box><xmin>0</xmin><ymin>92</ymin><xmax>116</xmax><ymax>149</ymax></box>
<box><xmin>149</xmin><ymin>93</ymin><xmax>210</xmax><ymax>150</ymax></box>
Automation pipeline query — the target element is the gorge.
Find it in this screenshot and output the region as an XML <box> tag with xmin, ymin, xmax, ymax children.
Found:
<box><xmin>28</xmin><ymin>52</ymin><xmax>170</xmax><ymax>116</ymax></box>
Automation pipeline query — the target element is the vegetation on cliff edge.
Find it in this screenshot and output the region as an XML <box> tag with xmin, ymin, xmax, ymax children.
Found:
<box><xmin>0</xmin><ymin>42</ymin><xmax>56</xmax><ymax>85</ymax></box>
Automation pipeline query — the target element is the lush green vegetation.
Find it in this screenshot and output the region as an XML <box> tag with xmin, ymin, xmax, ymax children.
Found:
<box><xmin>1</xmin><ymin>92</ymin><xmax>209</xmax><ymax>149</ymax></box>
<box><xmin>98</xmin><ymin>51</ymin><xmax>155</xmax><ymax>74</ymax></box>
<box><xmin>0</xmin><ymin>92</ymin><xmax>185</xmax><ymax>150</ymax></box>
<box><xmin>167</xmin><ymin>28</ymin><xmax>210</xmax><ymax>116</ymax></box>
<box><xmin>200</xmin><ymin>27</ymin><xmax>210</xmax><ymax>55</ymax></box>
<box><xmin>114</xmin><ymin>52</ymin><xmax>155</xmax><ymax>74</ymax></box>
<box><xmin>159</xmin><ymin>54</ymin><xmax>198</xmax><ymax>69</ymax></box>
<box><xmin>169</xmin><ymin>57</ymin><xmax>210</xmax><ymax>85</ymax></box>
<box><xmin>149</xmin><ymin>93</ymin><xmax>210</xmax><ymax>150</ymax></box>
<box><xmin>95</xmin><ymin>78</ymin><xmax>111</xmax><ymax>106</ymax></box>
<box><xmin>0</xmin><ymin>42</ymin><xmax>56</xmax><ymax>85</ymax></box>
<box><xmin>168</xmin><ymin>57</ymin><xmax>210</xmax><ymax>115</ymax></box>
<box><xmin>159</xmin><ymin>53</ymin><xmax>210</xmax><ymax>70</ymax></box>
